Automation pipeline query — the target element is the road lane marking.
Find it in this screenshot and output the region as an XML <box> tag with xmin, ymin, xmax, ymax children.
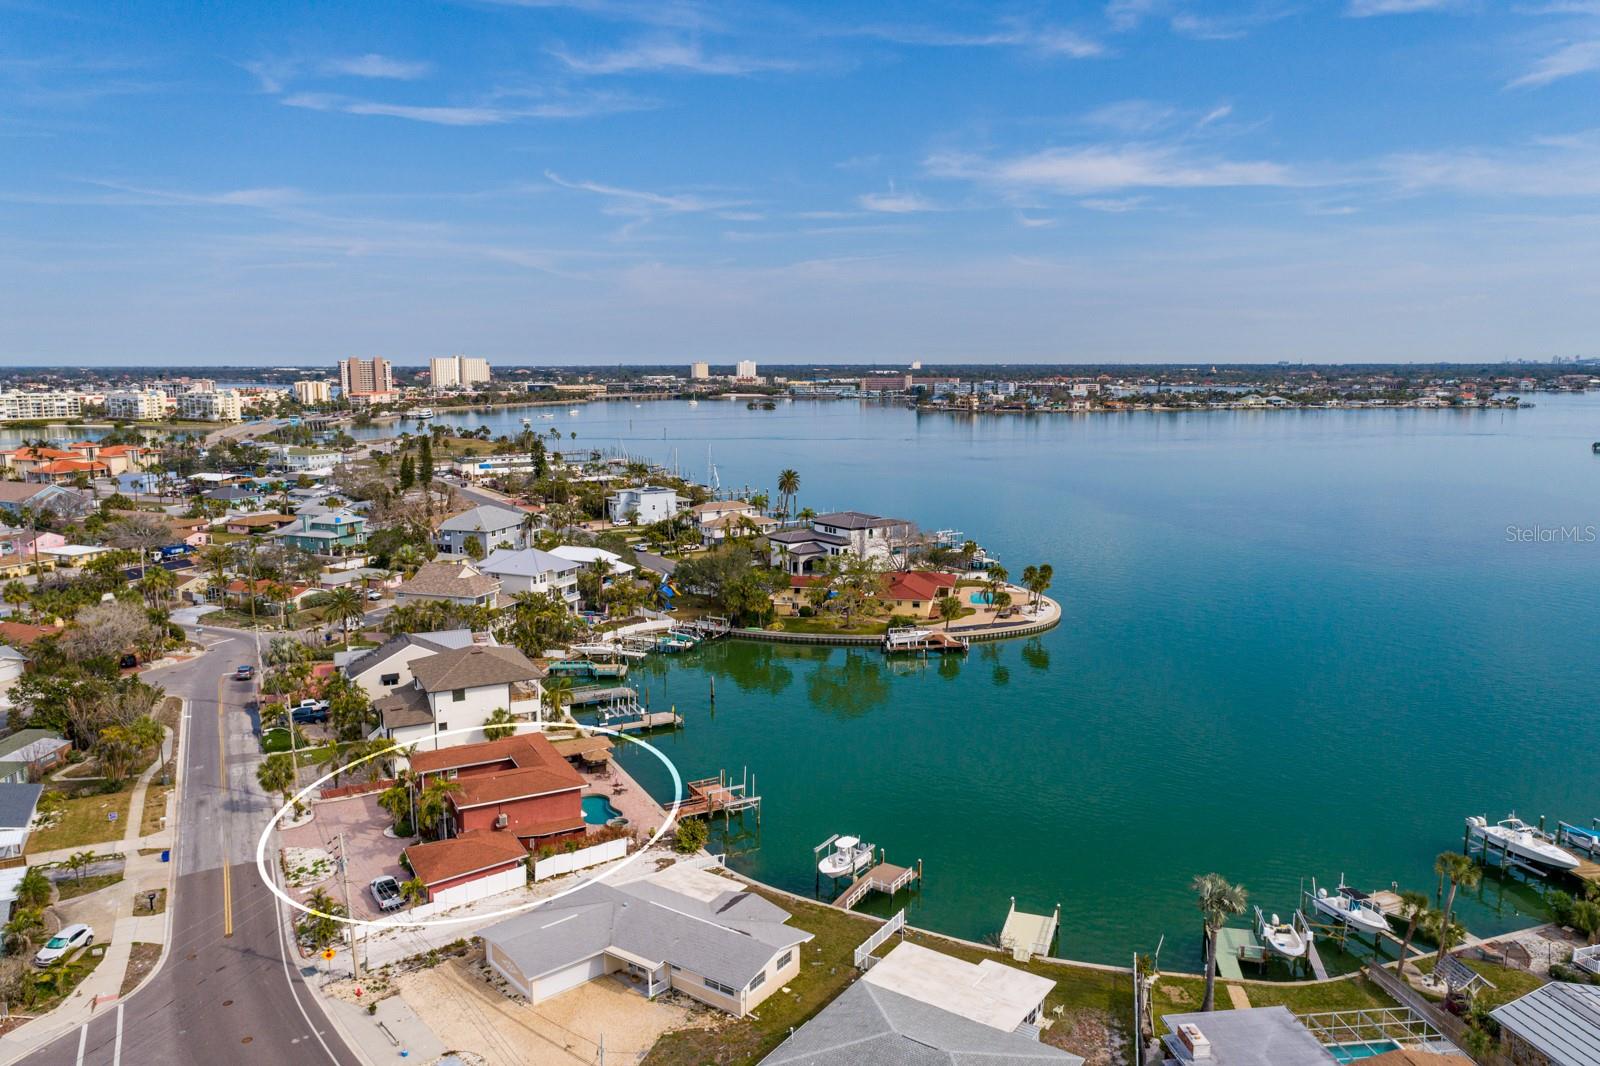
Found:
<box><xmin>113</xmin><ymin>1002</ymin><xmax>124</xmax><ymax>1066</ymax></box>
<box><xmin>216</xmin><ymin>671</ymin><xmax>233</xmax><ymax>938</ymax></box>
<box><xmin>75</xmin><ymin>1023</ymin><xmax>86</xmax><ymax>1066</ymax></box>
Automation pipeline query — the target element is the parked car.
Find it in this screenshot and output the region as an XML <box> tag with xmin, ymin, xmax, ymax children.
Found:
<box><xmin>34</xmin><ymin>923</ymin><xmax>93</xmax><ymax>967</ymax></box>
<box><xmin>369</xmin><ymin>875</ymin><xmax>405</xmax><ymax>912</ymax></box>
<box><xmin>366</xmin><ymin>589</ymin><xmax>382</xmax><ymax>601</ymax></box>
<box><xmin>235</xmin><ymin>664</ymin><xmax>255</xmax><ymax>681</ymax></box>
<box><xmin>290</xmin><ymin>698</ymin><xmax>329</xmax><ymax>724</ymax></box>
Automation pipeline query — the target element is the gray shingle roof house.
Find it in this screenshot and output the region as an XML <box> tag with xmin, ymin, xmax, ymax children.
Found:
<box><xmin>338</xmin><ymin>629</ymin><xmax>481</xmax><ymax>699</ymax></box>
<box><xmin>436</xmin><ymin>505</ymin><xmax>528</xmax><ymax>556</ymax></box>
<box><xmin>0</xmin><ymin>729</ymin><xmax>70</xmax><ymax>785</ymax></box>
<box><xmin>481</xmin><ymin>872</ymin><xmax>811</xmax><ymax>1016</ymax></box>
<box><xmin>0</xmin><ymin>782</ymin><xmax>43</xmax><ymax>859</ymax></box>
<box><xmin>1492</xmin><ymin>980</ymin><xmax>1600</xmax><ymax>1066</ymax></box>
<box><xmin>761</xmin><ymin>979</ymin><xmax>1083</xmax><ymax>1065</ymax></box>
<box><xmin>395</xmin><ymin>559</ymin><xmax>501</xmax><ymax>608</ymax></box>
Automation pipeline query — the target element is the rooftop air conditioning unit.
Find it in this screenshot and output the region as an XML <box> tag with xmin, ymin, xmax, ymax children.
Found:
<box><xmin>1176</xmin><ymin>1023</ymin><xmax>1211</xmax><ymax>1059</ymax></box>
<box><xmin>494</xmin><ymin>813</ymin><xmax>509</xmax><ymax>829</ymax></box>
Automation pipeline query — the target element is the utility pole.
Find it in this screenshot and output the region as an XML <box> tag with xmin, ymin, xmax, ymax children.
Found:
<box><xmin>339</xmin><ymin>831</ymin><xmax>361</xmax><ymax>979</ymax></box>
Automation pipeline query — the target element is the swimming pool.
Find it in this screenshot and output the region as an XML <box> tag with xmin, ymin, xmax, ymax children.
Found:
<box><xmin>968</xmin><ymin>591</ymin><xmax>995</xmax><ymax>605</ymax></box>
<box><xmin>1326</xmin><ymin>1041</ymin><xmax>1402</xmax><ymax>1062</ymax></box>
<box><xmin>583</xmin><ymin>794</ymin><xmax>624</xmax><ymax>825</ymax></box>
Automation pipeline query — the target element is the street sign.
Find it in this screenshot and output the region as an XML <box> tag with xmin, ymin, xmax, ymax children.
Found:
<box><xmin>321</xmin><ymin>948</ymin><xmax>336</xmax><ymax>961</ymax></box>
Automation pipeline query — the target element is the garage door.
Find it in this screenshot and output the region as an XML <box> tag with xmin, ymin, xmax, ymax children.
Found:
<box><xmin>431</xmin><ymin>866</ymin><xmax>525</xmax><ymax>909</ymax></box>
<box><xmin>533</xmin><ymin>956</ymin><xmax>607</xmax><ymax>1001</ymax></box>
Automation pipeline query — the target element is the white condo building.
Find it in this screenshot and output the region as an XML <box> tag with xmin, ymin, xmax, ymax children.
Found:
<box><xmin>0</xmin><ymin>392</ymin><xmax>83</xmax><ymax>421</ymax></box>
<box><xmin>176</xmin><ymin>389</ymin><xmax>243</xmax><ymax>422</ymax></box>
<box><xmin>690</xmin><ymin>361</ymin><xmax>710</xmax><ymax>380</ymax></box>
<box><xmin>105</xmin><ymin>390</ymin><xmax>167</xmax><ymax>420</ymax></box>
<box><xmin>736</xmin><ymin>359</ymin><xmax>758</xmax><ymax>380</ymax></box>
<box><xmin>293</xmin><ymin>380</ymin><xmax>332</xmax><ymax>404</ymax></box>
<box><xmin>430</xmin><ymin>355</ymin><xmax>491</xmax><ymax>390</ymax></box>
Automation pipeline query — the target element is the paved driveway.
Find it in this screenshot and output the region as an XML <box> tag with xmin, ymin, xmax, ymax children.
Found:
<box><xmin>280</xmin><ymin>792</ymin><xmax>414</xmax><ymax>920</ymax></box>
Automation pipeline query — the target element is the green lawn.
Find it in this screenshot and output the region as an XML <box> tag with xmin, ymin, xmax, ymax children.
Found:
<box><xmin>768</xmin><ymin>616</ymin><xmax>889</xmax><ymax>636</ymax></box>
<box><xmin>56</xmin><ymin>872</ymin><xmax>124</xmax><ymax>901</ymax></box>
<box><xmin>1416</xmin><ymin>954</ymin><xmax>1546</xmax><ymax>1010</ymax></box>
<box><xmin>27</xmin><ymin>789</ymin><xmax>133</xmax><ymax>854</ymax></box>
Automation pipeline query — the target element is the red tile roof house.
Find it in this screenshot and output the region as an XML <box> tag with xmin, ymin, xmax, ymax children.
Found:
<box><xmin>880</xmin><ymin>571</ymin><xmax>959</xmax><ymax>620</ymax></box>
<box><xmin>412</xmin><ymin>734</ymin><xmax>587</xmax><ymax>847</ymax></box>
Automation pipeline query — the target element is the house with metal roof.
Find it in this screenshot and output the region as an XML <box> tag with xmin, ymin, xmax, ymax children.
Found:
<box><xmin>1491</xmin><ymin>980</ymin><xmax>1600</xmax><ymax>1066</ymax></box>
<box><xmin>266</xmin><ymin>509</ymin><xmax>367</xmax><ymax>556</ymax></box>
<box><xmin>436</xmin><ymin>505</ymin><xmax>529</xmax><ymax>557</ymax></box>
<box><xmin>606</xmin><ymin>485</ymin><xmax>681</xmax><ymax>526</ymax></box>
<box><xmin>481</xmin><ymin>868</ymin><xmax>811</xmax><ymax>1016</ymax></box>
<box><xmin>371</xmin><ymin>643</ymin><xmax>545</xmax><ymax>750</ymax></box>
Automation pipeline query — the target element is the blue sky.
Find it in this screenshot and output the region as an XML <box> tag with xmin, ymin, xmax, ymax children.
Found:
<box><xmin>3</xmin><ymin>0</ymin><xmax>1599</xmax><ymax>366</ymax></box>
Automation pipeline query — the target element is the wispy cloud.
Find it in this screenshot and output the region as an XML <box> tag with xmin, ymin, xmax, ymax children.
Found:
<box><xmin>1079</xmin><ymin>196</ymin><xmax>1151</xmax><ymax>212</ymax></box>
<box><xmin>551</xmin><ymin>39</ymin><xmax>804</xmax><ymax>75</ymax></box>
<box><xmin>1084</xmin><ymin>99</ymin><xmax>1178</xmax><ymax>133</ymax></box>
<box><xmin>281</xmin><ymin>90</ymin><xmax>647</xmax><ymax>125</ymax></box>
<box><xmin>1346</xmin><ymin>0</ymin><xmax>1459</xmax><ymax>15</ymax></box>
<box><xmin>321</xmin><ymin>54</ymin><xmax>433</xmax><ymax>80</ymax></box>
<box><xmin>1104</xmin><ymin>0</ymin><xmax>1289</xmax><ymax>38</ymax></box>
<box><xmin>846</xmin><ymin>22</ymin><xmax>1104</xmax><ymax>59</ymax></box>
<box><xmin>928</xmin><ymin>144</ymin><xmax>1305</xmax><ymax>195</ymax></box>
<box><xmin>1379</xmin><ymin>133</ymin><xmax>1600</xmax><ymax>196</ymax></box>
<box><xmin>544</xmin><ymin>170</ymin><xmax>740</xmax><ymax>213</ymax></box>
<box><xmin>1508</xmin><ymin>37</ymin><xmax>1600</xmax><ymax>87</ymax></box>
<box><xmin>858</xmin><ymin>183</ymin><xmax>937</xmax><ymax>213</ymax></box>
<box><xmin>473</xmin><ymin>0</ymin><xmax>720</xmax><ymax>31</ymax></box>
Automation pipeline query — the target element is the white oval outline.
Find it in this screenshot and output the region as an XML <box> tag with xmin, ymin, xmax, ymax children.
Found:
<box><xmin>254</xmin><ymin>722</ymin><xmax>683</xmax><ymax>930</ymax></box>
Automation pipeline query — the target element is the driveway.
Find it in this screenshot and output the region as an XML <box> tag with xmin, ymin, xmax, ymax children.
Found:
<box><xmin>279</xmin><ymin>792</ymin><xmax>413</xmax><ymax>920</ymax></box>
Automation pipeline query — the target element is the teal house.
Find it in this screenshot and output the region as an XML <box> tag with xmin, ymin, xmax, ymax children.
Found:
<box><xmin>268</xmin><ymin>509</ymin><xmax>367</xmax><ymax>556</ymax></box>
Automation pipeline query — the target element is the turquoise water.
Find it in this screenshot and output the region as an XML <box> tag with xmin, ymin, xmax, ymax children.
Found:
<box><xmin>420</xmin><ymin>395</ymin><xmax>1599</xmax><ymax>969</ymax></box>
<box><xmin>1327</xmin><ymin>1041</ymin><xmax>1402</xmax><ymax>1062</ymax></box>
<box><xmin>582</xmin><ymin>794</ymin><xmax>623</xmax><ymax>825</ymax></box>
<box><xmin>968</xmin><ymin>591</ymin><xmax>995</xmax><ymax>605</ymax></box>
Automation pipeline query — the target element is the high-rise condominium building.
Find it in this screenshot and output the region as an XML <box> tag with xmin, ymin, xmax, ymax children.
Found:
<box><xmin>176</xmin><ymin>389</ymin><xmax>243</xmax><ymax>423</ymax></box>
<box><xmin>736</xmin><ymin>359</ymin><xmax>759</xmax><ymax>380</ymax></box>
<box><xmin>338</xmin><ymin>356</ymin><xmax>394</xmax><ymax>398</ymax></box>
<box><xmin>105</xmin><ymin>390</ymin><xmax>167</xmax><ymax>420</ymax></box>
<box><xmin>293</xmin><ymin>380</ymin><xmax>332</xmax><ymax>405</ymax></box>
<box><xmin>429</xmin><ymin>355</ymin><xmax>491</xmax><ymax>390</ymax></box>
<box><xmin>690</xmin><ymin>361</ymin><xmax>710</xmax><ymax>380</ymax></box>
<box><xmin>0</xmin><ymin>391</ymin><xmax>83</xmax><ymax>421</ymax></box>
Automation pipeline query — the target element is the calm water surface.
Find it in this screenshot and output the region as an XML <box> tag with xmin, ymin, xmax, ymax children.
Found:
<box><xmin>388</xmin><ymin>396</ymin><xmax>1600</xmax><ymax>967</ymax></box>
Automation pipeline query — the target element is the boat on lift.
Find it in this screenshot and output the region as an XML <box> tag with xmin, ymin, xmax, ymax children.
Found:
<box><xmin>1466</xmin><ymin>815</ymin><xmax>1580</xmax><ymax>870</ymax></box>
<box><xmin>1308</xmin><ymin>876</ymin><xmax>1392</xmax><ymax>937</ymax></box>
<box><xmin>1256</xmin><ymin>906</ymin><xmax>1309</xmax><ymax>959</ymax></box>
<box><xmin>818</xmin><ymin>836</ymin><xmax>874</xmax><ymax>878</ymax></box>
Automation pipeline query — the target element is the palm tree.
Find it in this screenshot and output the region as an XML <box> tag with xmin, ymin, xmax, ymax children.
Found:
<box><xmin>1393</xmin><ymin>889</ymin><xmax>1431</xmax><ymax>978</ymax></box>
<box><xmin>1433</xmin><ymin>852</ymin><xmax>1481</xmax><ymax>965</ymax></box>
<box><xmin>139</xmin><ymin>565</ymin><xmax>176</xmax><ymax>609</ymax></box>
<box><xmin>257</xmin><ymin>752</ymin><xmax>297</xmax><ymax>811</ymax></box>
<box><xmin>1028</xmin><ymin>563</ymin><xmax>1053</xmax><ymax>614</ymax></box>
<box><xmin>299</xmin><ymin>888</ymin><xmax>346</xmax><ymax>950</ymax></box>
<box><xmin>934</xmin><ymin>594</ymin><xmax>963</xmax><ymax>631</ymax></box>
<box><xmin>541</xmin><ymin>677</ymin><xmax>574</xmax><ymax>724</ymax></box>
<box><xmin>399</xmin><ymin>877</ymin><xmax>428</xmax><ymax>905</ymax></box>
<box><xmin>482</xmin><ymin>707</ymin><xmax>517</xmax><ymax>741</ymax></box>
<box><xmin>776</xmin><ymin>469</ymin><xmax>800</xmax><ymax>522</ymax></box>
<box><xmin>416</xmin><ymin>779</ymin><xmax>461</xmax><ymax>839</ymax></box>
<box><xmin>1193</xmin><ymin>873</ymin><xmax>1249</xmax><ymax>1012</ymax></box>
<box><xmin>3</xmin><ymin>907</ymin><xmax>47</xmax><ymax>959</ymax></box>
<box><xmin>324</xmin><ymin>586</ymin><xmax>364</xmax><ymax>649</ymax></box>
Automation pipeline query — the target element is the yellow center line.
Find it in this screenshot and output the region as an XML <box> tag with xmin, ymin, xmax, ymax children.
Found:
<box><xmin>216</xmin><ymin>671</ymin><xmax>233</xmax><ymax>938</ymax></box>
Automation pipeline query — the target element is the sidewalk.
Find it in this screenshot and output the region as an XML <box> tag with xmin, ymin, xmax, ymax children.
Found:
<box><xmin>2</xmin><ymin>722</ymin><xmax>181</xmax><ymax>1062</ymax></box>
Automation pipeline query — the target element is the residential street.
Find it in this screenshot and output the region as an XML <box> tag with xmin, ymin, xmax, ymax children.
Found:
<box><xmin>13</xmin><ymin>631</ymin><xmax>362</xmax><ymax>1066</ymax></box>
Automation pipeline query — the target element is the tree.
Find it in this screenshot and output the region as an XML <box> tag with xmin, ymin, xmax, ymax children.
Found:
<box><xmin>257</xmin><ymin>752</ymin><xmax>297</xmax><ymax>811</ymax></box>
<box><xmin>298</xmin><ymin>888</ymin><xmax>346</xmax><ymax>950</ymax></box>
<box><xmin>61</xmin><ymin>600</ymin><xmax>164</xmax><ymax>665</ymax></box>
<box><xmin>418</xmin><ymin>436</ymin><xmax>434</xmax><ymax>494</ymax></box>
<box><xmin>1024</xmin><ymin>563</ymin><xmax>1054</xmax><ymax>613</ymax></box>
<box><xmin>138</xmin><ymin>564</ymin><xmax>176</xmax><ymax>609</ymax></box>
<box><xmin>399</xmin><ymin>877</ymin><xmax>427</xmax><ymax>905</ymax></box>
<box><xmin>416</xmin><ymin>779</ymin><xmax>461</xmax><ymax>839</ymax></box>
<box><xmin>378</xmin><ymin>774</ymin><xmax>416</xmax><ymax>835</ymax></box>
<box><xmin>3</xmin><ymin>907</ymin><xmax>46</xmax><ymax>959</ymax></box>
<box><xmin>323</xmin><ymin>586</ymin><xmax>364</xmax><ymax>649</ymax></box>
<box><xmin>673</xmin><ymin>817</ymin><xmax>709</xmax><ymax>854</ymax></box>
<box><xmin>934</xmin><ymin>594</ymin><xmax>963</xmax><ymax>631</ymax></box>
<box><xmin>107</xmin><ymin>513</ymin><xmax>173</xmax><ymax>579</ymax></box>
<box><xmin>776</xmin><ymin>469</ymin><xmax>800</xmax><ymax>521</ymax></box>
<box><xmin>397</xmin><ymin>454</ymin><xmax>415</xmax><ymax>491</ymax></box>
<box><xmin>65</xmin><ymin>850</ymin><xmax>96</xmax><ymax>884</ymax></box>
<box><xmin>1432</xmin><ymin>852</ymin><xmax>1481</xmax><ymax>968</ymax></box>
<box><xmin>482</xmin><ymin>707</ymin><xmax>517</xmax><ymax>741</ymax></box>
<box><xmin>15</xmin><ymin>867</ymin><xmax>50</xmax><ymax>910</ymax></box>
<box><xmin>462</xmin><ymin>537</ymin><xmax>485</xmax><ymax>561</ymax></box>
<box><xmin>1192</xmin><ymin>873</ymin><xmax>1249</xmax><ymax>1012</ymax></box>
<box><xmin>1393</xmin><ymin>889</ymin><xmax>1431</xmax><ymax>977</ymax></box>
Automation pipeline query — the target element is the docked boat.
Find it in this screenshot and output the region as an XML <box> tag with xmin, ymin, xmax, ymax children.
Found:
<box><xmin>1309</xmin><ymin>877</ymin><xmax>1391</xmax><ymax>937</ymax></box>
<box><xmin>413</xmin><ymin>407</ymin><xmax>435</xmax><ymax>420</ymax></box>
<box><xmin>1466</xmin><ymin>815</ymin><xmax>1580</xmax><ymax>870</ymax></box>
<box><xmin>818</xmin><ymin>836</ymin><xmax>874</xmax><ymax>878</ymax></box>
<box><xmin>1256</xmin><ymin>907</ymin><xmax>1308</xmax><ymax>959</ymax></box>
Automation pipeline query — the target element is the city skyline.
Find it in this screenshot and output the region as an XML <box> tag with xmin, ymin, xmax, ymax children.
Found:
<box><xmin>5</xmin><ymin>1</ymin><xmax>1600</xmax><ymax>366</ymax></box>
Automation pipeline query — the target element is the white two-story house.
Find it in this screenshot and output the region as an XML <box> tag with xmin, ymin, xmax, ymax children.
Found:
<box><xmin>371</xmin><ymin>643</ymin><xmax>546</xmax><ymax>753</ymax></box>
<box><xmin>766</xmin><ymin>511</ymin><xmax>915</xmax><ymax>575</ymax></box>
<box><xmin>479</xmin><ymin>548</ymin><xmax>581</xmax><ymax>610</ymax></box>
<box><xmin>607</xmin><ymin>486</ymin><xmax>681</xmax><ymax>525</ymax></box>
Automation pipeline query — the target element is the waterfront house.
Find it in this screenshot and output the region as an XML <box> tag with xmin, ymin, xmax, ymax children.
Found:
<box><xmin>548</xmin><ymin>545</ymin><xmax>635</xmax><ymax>583</ymax></box>
<box><xmin>1491</xmin><ymin>981</ymin><xmax>1600</xmax><ymax>1066</ymax></box>
<box><xmin>436</xmin><ymin>504</ymin><xmax>529</xmax><ymax>557</ymax></box>
<box><xmin>407</xmin><ymin>733</ymin><xmax>583</xmax><ymax>849</ymax></box>
<box><xmin>68</xmin><ymin>442</ymin><xmax>146</xmax><ymax>475</ymax></box>
<box><xmin>606</xmin><ymin>485</ymin><xmax>681</xmax><ymax>525</ymax></box>
<box><xmin>1160</xmin><ymin>1006</ymin><xmax>1340</xmax><ymax>1065</ymax></box>
<box><xmin>403</xmin><ymin>830</ymin><xmax>530</xmax><ymax>907</ymax></box>
<box><xmin>0</xmin><ymin>730</ymin><xmax>70</xmax><ymax>784</ymax></box>
<box><xmin>266</xmin><ymin>509</ymin><xmax>367</xmax><ymax>556</ymax></box>
<box><xmin>479</xmin><ymin>548</ymin><xmax>581</xmax><ymax>608</ymax></box>
<box><xmin>881</xmin><ymin>571</ymin><xmax>960</xmax><ymax>619</ymax></box>
<box><xmin>0</xmin><ymin>783</ymin><xmax>42</xmax><ymax>859</ymax></box>
<box><xmin>371</xmin><ymin>643</ymin><xmax>545</xmax><ymax>749</ymax></box>
<box><xmin>767</xmin><ymin>510</ymin><xmax>915</xmax><ymax>575</ymax></box>
<box><xmin>338</xmin><ymin>629</ymin><xmax>485</xmax><ymax>701</ymax></box>
<box><xmin>395</xmin><ymin>559</ymin><xmax>501</xmax><ymax>609</ymax></box>
<box><xmin>480</xmin><ymin>866</ymin><xmax>811</xmax><ymax>1015</ymax></box>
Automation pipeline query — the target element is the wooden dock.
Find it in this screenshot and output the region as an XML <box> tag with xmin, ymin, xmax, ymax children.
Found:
<box><xmin>674</xmin><ymin>769</ymin><xmax>761</xmax><ymax>822</ymax></box>
<box><xmin>605</xmin><ymin>710</ymin><xmax>682</xmax><ymax>734</ymax></box>
<box><xmin>1306</xmin><ymin>935</ymin><xmax>1330</xmax><ymax>981</ymax></box>
<box><xmin>569</xmin><ymin>685</ymin><xmax>637</xmax><ymax>706</ymax></box>
<box><xmin>882</xmin><ymin>627</ymin><xmax>969</xmax><ymax>655</ymax></box>
<box><xmin>1573</xmin><ymin>858</ymin><xmax>1600</xmax><ymax>886</ymax></box>
<box><xmin>834</xmin><ymin>862</ymin><xmax>919</xmax><ymax>910</ymax></box>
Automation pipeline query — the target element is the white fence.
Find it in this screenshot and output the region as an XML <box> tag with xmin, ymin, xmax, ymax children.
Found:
<box><xmin>853</xmin><ymin>909</ymin><xmax>906</xmax><ymax>969</ymax></box>
<box><xmin>533</xmin><ymin>837</ymin><xmax>629</xmax><ymax>882</ymax></box>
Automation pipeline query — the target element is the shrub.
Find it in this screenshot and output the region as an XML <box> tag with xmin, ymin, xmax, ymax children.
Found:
<box><xmin>1550</xmin><ymin>890</ymin><xmax>1575</xmax><ymax>927</ymax></box>
<box><xmin>797</xmin><ymin>605</ymin><xmax>815</xmax><ymax>618</ymax></box>
<box><xmin>673</xmin><ymin>818</ymin><xmax>709</xmax><ymax>854</ymax></box>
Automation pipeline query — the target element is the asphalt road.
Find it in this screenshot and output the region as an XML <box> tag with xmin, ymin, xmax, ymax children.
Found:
<box><xmin>20</xmin><ymin>631</ymin><xmax>362</xmax><ymax>1066</ymax></box>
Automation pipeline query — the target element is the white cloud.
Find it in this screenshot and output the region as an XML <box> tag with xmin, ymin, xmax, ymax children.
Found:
<box><xmin>1084</xmin><ymin>99</ymin><xmax>1177</xmax><ymax>133</ymax></box>
<box><xmin>1079</xmin><ymin>196</ymin><xmax>1150</xmax><ymax>212</ymax></box>
<box><xmin>1198</xmin><ymin>103</ymin><xmax>1234</xmax><ymax>126</ymax></box>
<box><xmin>1508</xmin><ymin>38</ymin><xmax>1600</xmax><ymax>88</ymax></box>
<box><xmin>282</xmin><ymin>91</ymin><xmax>644</xmax><ymax>125</ymax></box>
<box><xmin>858</xmin><ymin>185</ymin><xmax>937</xmax><ymax>213</ymax></box>
<box><xmin>551</xmin><ymin>40</ymin><xmax>802</xmax><ymax>75</ymax></box>
<box><xmin>1346</xmin><ymin>0</ymin><xmax>1459</xmax><ymax>15</ymax></box>
<box><xmin>1379</xmin><ymin>134</ymin><xmax>1600</xmax><ymax>196</ymax></box>
<box><xmin>321</xmin><ymin>54</ymin><xmax>433</xmax><ymax>80</ymax></box>
<box><xmin>544</xmin><ymin>170</ymin><xmax>738</xmax><ymax>213</ymax></box>
<box><xmin>848</xmin><ymin>23</ymin><xmax>1103</xmax><ymax>58</ymax></box>
<box><xmin>1015</xmin><ymin>213</ymin><xmax>1057</xmax><ymax>227</ymax></box>
<box><xmin>928</xmin><ymin>144</ymin><xmax>1304</xmax><ymax>195</ymax></box>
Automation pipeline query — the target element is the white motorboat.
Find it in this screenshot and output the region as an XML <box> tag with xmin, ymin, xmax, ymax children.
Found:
<box><xmin>1256</xmin><ymin>907</ymin><xmax>1308</xmax><ymax>959</ymax></box>
<box><xmin>1309</xmin><ymin>877</ymin><xmax>1391</xmax><ymax>937</ymax></box>
<box><xmin>687</xmin><ymin>399</ymin><xmax>699</xmax><ymax>407</ymax></box>
<box><xmin>521</xmin><ymin>416</ymin><xmax>532</xmax><ymax>427</ymax></box>
<box><xmin>1466</xmin><ymin>815</ymin><xmax>1580</xmax><ymax>870</ymax></box>
<box><xmin>413</xmin><ymin>407</ymin><xmax>435</xmax><ymax>420</ymax></box>
<box><xmin>818</xmin><ymin>835</ymin><xmax>874</xmax><ymax>878</ymax></box>
<box><xmin>568</xmin><ymin>408</ymin><xmax>580</xmax><ymax>416</ymax></box>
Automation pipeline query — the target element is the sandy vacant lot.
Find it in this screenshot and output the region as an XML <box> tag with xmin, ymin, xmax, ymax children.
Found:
<box><xmin>396</xmin><ymin>952</ymin><xmax>694</xmax><ymax>1065</ymax></box>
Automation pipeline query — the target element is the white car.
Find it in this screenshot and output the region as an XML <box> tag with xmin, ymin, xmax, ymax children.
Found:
<box><xmin>367</xmin><ymin>590</ymin><xmax>382</xmax><ymax>602</ymax></box>
<box><xmin>34</xmin><ymin>923</ymin><xmax>93</xmax><ymax>967</ymax></box>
